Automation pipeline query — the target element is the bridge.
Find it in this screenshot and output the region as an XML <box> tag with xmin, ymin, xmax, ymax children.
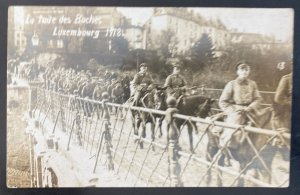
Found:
<box><xmin>10</xmin><ymin>81</ymin><xmax>290</xmax><ymax>187</ymax></box>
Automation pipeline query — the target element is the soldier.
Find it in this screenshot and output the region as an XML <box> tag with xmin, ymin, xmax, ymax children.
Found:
<box><xmin>273</xmin><ymin>73</ymin><xmax>292</xmax><ymax>131</ymax></box>
<box><xmin>104</xmin><ymin>70</ymin><xmax>112</xmax><ymax>82</ymax></box>
<box><xmin>66</xmin><ymin>76</ymin><xmax>78</xmax><ymax>95</ymax></box>
<box><xmin>219</xmin><ymin>62</ymin><xmax>265</xmax><ymax>149</ymax></box>
<box><xmin>93</xmin><ymin>80</ymin><xmax>104</xmax><ymax>101</ymax></box>
<box><xmin>164</xmin><ymin>63</ymin><xmax>187</xmax><ymax>99</ymax></box>
<box><xmin>81</xmin><ymin>76</ymin><xmax>96</xmax><ymax>99</ymax></box>
<box><xmin>92</xmin><ymin>80</ymin><xmax>105</xmax><ymax>119</ymax></box>
<box><xmin>131</xmin><ymin>63</ymin><xmax>153</xmax><ymax>106</ymax></box>
<box><xmin>271</xmin><ymin>62</ymin><xmax>292</xmax><ymax>185</ymax></box>
<box><xmin>81</xmin><ymin>76</ymin><xmax>97</xmax><ymax>117</ymax></box>
<box><xmin>110</xmin><ymin>71</ymin><xmax>118</xmax><ymax>81</ymax></box>
<box><xmin>219</xmin><ymin>62</ymin><xmax>262</xmax><ymax>117</ymax></box>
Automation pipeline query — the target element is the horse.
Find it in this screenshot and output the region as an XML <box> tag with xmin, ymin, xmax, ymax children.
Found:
<box><xmin>153</xmin><ymin>86</ymin><xmax>168</xmax><ymax>138</ymax></box>
<box><xmin>205</xmin><ymin>112</ymin><xmax>231</xmax><ymax>186</ymax></box>
<box><xmin>176</xmin><ymin>95</ymin><xmax>215</xmax><ymax>153</ymax></box>
<box><xmin>206</xmin><ymin>106</ymin><xmax>288</xmax><ymax>187</ymax></box>
<box><xmin>111</xmin><ymin>82</ymin><xmax>125</xmax><ymax>104</ymax></box>
<box><xmin>153</xmin><ymin>89</ymin><xmax>215</xmax><ymax>153</ymax></box>
<box><xmin>130</xmin><ymin>86</ymin><xmax>157</xmax><ymax>150</ymax></box>
<box><xmin>120</xmin><ymin>75</ymin><xmax>132</xmax><ymax>102</ymax></box>
<box><xmin>110</xmin><ymin>81</ymin><xmax>127</xmax><ymax>117</ymax></box>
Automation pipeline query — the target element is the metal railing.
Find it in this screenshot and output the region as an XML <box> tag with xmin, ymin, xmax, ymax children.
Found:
<box><xmin>31</xmin><ymin>86</ymin><xmax>290</xmax><ymax>187</ymax></box>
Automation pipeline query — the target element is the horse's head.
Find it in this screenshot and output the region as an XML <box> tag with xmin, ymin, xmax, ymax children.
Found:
<box><xmin>195</xmin><ymin>98</ymin><xmax>216</xmax><ymax>118</ymax></box>
<box><xmin>153</xmin><ymin>86</ymin><xmax>167</xmax><ymax>110</ymax></box>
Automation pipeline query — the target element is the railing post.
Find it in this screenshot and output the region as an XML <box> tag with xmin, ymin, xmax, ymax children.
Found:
<box><xmin>200</xmin><ymin>84</ymin><xmax>205</xmax><ymax>96</ymax></box>
<box><xmin>102</xmin><ymin>92</ymin><xmax>114</xmax><ymax>171</ymax></box>
<box><xmin>165</xmin><ymin>97</ymin><xmax>183</xmax><ymax>187</ymax></box>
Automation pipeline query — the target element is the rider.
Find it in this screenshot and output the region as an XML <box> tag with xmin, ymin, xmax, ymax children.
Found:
<box><xmin>219</xmin><ymin>62</ymin><xmax>264</xmax><ymax>148</ymax></box>
<box><xmin>219</xmin><ymin>62</ymin><xmax>263</xmax><ymax>120</ymax></box>
<box><xmin>219</xmin><ymin>62</ymin><xmax>263</xmax><ymax>151</ymax></box>
<box><xmin>273</xmin><ymin>71</ymin><xmax>292</xmax><ymax>131</ymax></box>
<box><xmin>131</xmin><ymin>62</ymin><xmax>153</xmax><ymax>106</ymax></box>
<box><xmin>164</xmin><ymin>62</ymin><xmax>187</xmax><ymax>99</ymax></box>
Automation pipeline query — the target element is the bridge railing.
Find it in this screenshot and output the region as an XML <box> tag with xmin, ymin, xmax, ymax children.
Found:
<box><xmin>31</xmin><ymin>87</ymin><xmax>290</xmax><ymax>187</ymax></box>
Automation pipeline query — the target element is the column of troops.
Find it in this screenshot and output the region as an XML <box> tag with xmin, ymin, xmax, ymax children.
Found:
<box><xmin>10</xmin><ymin>58</ymin><xmax>291</xmax><ymax>133</ymax></box>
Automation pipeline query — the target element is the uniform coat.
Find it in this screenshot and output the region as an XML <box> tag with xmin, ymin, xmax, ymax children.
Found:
<box><xmin>164</xmin><ymin>73</ymin><xmax>187</xmax><ymax>99</ymax></box>
<box><xmin>273</xmin><ymin>73</ymin><xmax>292</xmax><ymax>130</ymax></box>
<box><xmin>131</xmin><ymin>72</ymin><xmax>152</xmax><ymax>106</ymax></box>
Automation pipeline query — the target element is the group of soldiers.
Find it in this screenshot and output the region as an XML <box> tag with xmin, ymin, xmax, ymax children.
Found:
<box><xmin>131</xmin><ymin>60</ymin><xmax>292</xmax><ymax>132</ymax></box>
<box><xmin>13</xmin><ymin>56</ymin><xmax>291</xmax><ymax>132</ymax></box>
<box><xmin>131</xmin><ymin>62</ymin><xmax>187</xmax><ymax>106</ymax></box>
<box><xmin>42</xmin><ymin>66</ymin><xmax>130</xmax><ymax>104</ymax></box>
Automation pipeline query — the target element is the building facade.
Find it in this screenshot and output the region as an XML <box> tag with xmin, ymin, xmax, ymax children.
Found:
<box><xmin>145</xmin><ymin>8</ymin><xmax>231</xmax><ymax>55</ymax></box>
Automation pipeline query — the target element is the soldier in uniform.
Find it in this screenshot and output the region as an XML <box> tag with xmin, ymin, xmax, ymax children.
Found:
<box><xmin>164</xmin><ymin>63</ymin><xmax>187</xmax><ymax>99</ymax></box>
<box><xmin>131</xmin><ymin>63</ymin><xmax>153</xmax><ymax>106</ymax></box>
<box><xmin>219</xmin><ymin>62</ymin><xmax>262</xmax><ymax>117</ymax></box>
<box><xmin>81</xmin><ymin>76</ymin><xmax>96</xmax><ymax>99</ymax></box>
<box><xmin>271</xmin><ymin>60</ymin><xmax>292</xmax><ymax>185</ymax></box>
<box><xmin>104</xmin><ymin>70</ymin><xmax>112</xmax><ymax>82</ymax></box>
<box><xmin>92</xmin><ymin>80</ymin><xmax>105</xmax><ymax>119</ymax></box>
<box><xmin>81</xmin><ymin>76</ymin><xmax>97</xmax><ymax>117</ymax></box>
<box><xmin>93</xmin><ymin>80</ymin><xmax>104</xmax><ymax>101</ymax></box>
<box><xmin>273</xmin><ymin>73</ymin><xmax>292</xmax><ymax>131</ymax></box>
<box><xmin>219</xmin><ymin>62</ymin><xmax>264</xmax><ymax>148</ymax></box>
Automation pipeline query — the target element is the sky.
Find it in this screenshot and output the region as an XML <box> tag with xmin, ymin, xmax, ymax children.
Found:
<box><xmin>117</xmin><ymin>7</ymin><xmax>294</xmax><ymax>41</ymax></box>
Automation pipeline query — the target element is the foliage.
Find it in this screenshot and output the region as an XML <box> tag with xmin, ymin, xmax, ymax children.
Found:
<box><xmin>148</xmin><ymin>29</ymin><xmax>178</xmax><ymax>58</ymax></box>
<box><xmin>183</xmin><ymin>35</ymin><xmax>292</xmax><ymax>90</ymax></box>
<box><xmin>189</xmin><ymin>33</ymin><xmax>215</xmax><ymax>70</ymax></box>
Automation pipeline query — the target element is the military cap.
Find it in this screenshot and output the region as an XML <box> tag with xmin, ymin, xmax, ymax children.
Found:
<box><xmin>235</xmin><ymin>61</ymin><xmax>250</xmax><ymax>71</ymax></box>
<box><xmin>140</xmin><ymin>63</ymin><xmax>148</xmax><ymax>68</ymax></box>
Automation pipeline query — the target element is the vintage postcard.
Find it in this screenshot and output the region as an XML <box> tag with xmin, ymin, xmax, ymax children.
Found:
<box><xmin>7</xmin><ymin>6</ymin><xmax>293</xmax><ymax>187</ymax></box>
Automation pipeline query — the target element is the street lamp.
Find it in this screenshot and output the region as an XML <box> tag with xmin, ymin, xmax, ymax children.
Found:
<box><xmin>31</xmin><ymin>32</ymin><xmax>39</xmax><ymax>47</ymax></box>
<box><xmin>31</xmin><ymin>32</ymin><xmax>39</xmax><ymax>62</ymax></box>
<box><xmin>135</xmin><ymin>34</ymin><xmax>143</xmax><ymax>72</ymax></box>
<box><xmin>31</xmin><ymin>32</ymin><xmax>39</xmax><ymax>80</ymax></box>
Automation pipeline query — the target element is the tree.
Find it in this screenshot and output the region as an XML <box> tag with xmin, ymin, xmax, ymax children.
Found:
<box><xmin>189</xmin><ymin>33</ymin><xmax>215</xmax><ymax>70</ymax></box>
<box><xmin>148</xmin><ymin>30</ymin><xmax>178</xmax><ymax>58</ymax></box>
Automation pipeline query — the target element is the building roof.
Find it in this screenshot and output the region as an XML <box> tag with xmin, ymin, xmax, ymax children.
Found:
<box><xmin>230</xmin><ymin>32</ymin><xmax>276</xmax><ymax>44</ymax></box>
<box><xmin>153</xmin><ymin>7</ymin><xmax>227</xmax><ymax>30</ymax></box>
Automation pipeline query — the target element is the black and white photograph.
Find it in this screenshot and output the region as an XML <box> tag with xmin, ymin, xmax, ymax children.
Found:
<box><xmin>6</xmin><ymin>6</ymin><xmax>293</xmax><ymax>187</ymax></box>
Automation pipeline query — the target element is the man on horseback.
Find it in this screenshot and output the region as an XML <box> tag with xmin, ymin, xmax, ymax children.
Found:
<box><xmin>131</xmin><ymin>63</ymin><xmax>153</xmax><ymax>106</ymax></box>
<box><xmin>219</xmin><ymin>62</ymin><xmax>263</xmax><ymax>121</ymax></box>
<box><xmin>271</xmin><ymin>65</ymin><xmax>292</xmax><ymax>186</ymax></box>
<box><xmin>273</xmin><ymin>72</ymin><xmax>292</xmax><ymax>131</ymax></box>
<box><xmin>219</xmin><ymin>62</ymin><xmax>264</xmax><ymax>147</ymax></box>
<box><xmin>164</xmin><ymin>62</ymin><xmax>187</xmax><ymax>99</ymax></box>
